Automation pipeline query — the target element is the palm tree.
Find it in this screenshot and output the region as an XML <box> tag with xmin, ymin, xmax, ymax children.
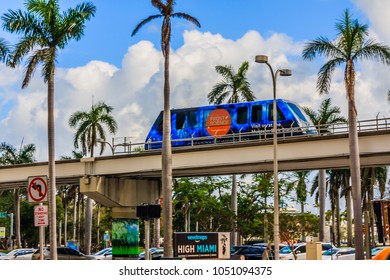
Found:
<box><xmin>208</xmin><ymin>61</ymin><xmax>255</xmax><ymax>104</ymax></box>
<box><xmin>303</xmin><ymin>98</ymin><xmax>346</xmax><ymax>242</ymax></box>
<box><xmin>131</xmin><ymin>0</ymin><xmax>200</xmax><ymax>257</ymax></box>
<box><xmin>2</xmin><ymin>0</ymin><xmax>96</xmax><ymax>259</ymax></box>
<box><xmin>0</xmin><ymin>38</ymin><xmax>9</xmax><ymax>61</ymax></box>
<box><xmin>302</xmin><ymin>9</ymin><xmax>390</xmax><ymax>259</ymax></box>
<box><xmin>208</xmin><ymin>61</ymin><xmax>255</xmax><ymax>245</ymax></box>
<box><xmin>0</xmin><ymin>140</ymin><xmax>36</xmax><ymax>249</ymax></box>
<box><xmin>69</xmin><ymin>101</ymin><xmax>118</xmax><ymax>254</ymax></box>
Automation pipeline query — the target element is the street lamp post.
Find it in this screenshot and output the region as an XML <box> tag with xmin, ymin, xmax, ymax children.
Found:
<box><xmin>255</xmin><ymin>55</ymin><xmax>291</xmax><ymax>260</ymax></box>
<box><xmin>97</xmin><ymin>138</ymin><xmax>115</xmax><ymax>154</ymax></box>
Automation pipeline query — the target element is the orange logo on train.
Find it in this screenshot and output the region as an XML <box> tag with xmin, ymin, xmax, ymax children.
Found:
<box><xmin>206</xmin><ymin>109</ymin><xmax>231</xmax><ymax>136</ymax></box>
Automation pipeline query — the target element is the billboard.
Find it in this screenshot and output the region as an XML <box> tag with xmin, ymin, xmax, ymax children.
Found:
<box><xmin>112</xmin><ymin>218</ymin><xmax>139</xmax><ymax>258</ymax></box>
<box><xmin>174</xmin><ymin>232</ymin><xmax>230</xmax><ymax>259</ymax></box>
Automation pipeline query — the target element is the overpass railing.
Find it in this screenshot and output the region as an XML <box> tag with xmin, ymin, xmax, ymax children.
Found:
<box><xmin>110</xmin><ymin>117</ymin><xmax>390</xmax><ymax>154</ymax></box>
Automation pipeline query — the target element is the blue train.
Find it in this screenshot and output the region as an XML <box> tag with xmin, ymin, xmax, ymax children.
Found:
<box><xmin>145</xmin><ymin>99</ymin><xmax>317</xmax><ymax>149</ymax></box>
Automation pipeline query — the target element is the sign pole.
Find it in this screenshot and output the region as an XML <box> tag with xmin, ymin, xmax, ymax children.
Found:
<box><xmin>39</xmin><ymin>203</ymin><xmax>44</xmax><ymax>260</ymax></box>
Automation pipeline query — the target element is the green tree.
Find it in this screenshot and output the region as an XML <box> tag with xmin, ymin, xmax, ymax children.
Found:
<box><xmin>68</xmin><ymin>101</ymin><xmax>118</xmax><ymax>157</ymax></box>
<box><xmin>132</xmin><ymin>0</ymin><xmax>200</xmax><ymax>257</ymax></box>
<box><xmin>69</xmin><ymin>101</ymin><xmax>117</xmax><ymax>254</ymax></box>
<box><xmin>302</xmin><ymin>9</ymin><xmax>390</xmax><ymax>259</ymax></box>
<box><xmin>208</xmin><ymin>61</ymin><xmax>256</xmax><ymax>246</ymax></box>
<box><xmin>2</xmin><ymin>0</ymin><xmax>96</xmax><ymax>259</ymax></box>
<box><xmin>207</xmin><ymin>61</ymin><xmax>255</xmax><ymax>104</ymax></box>
<box><xmin>303</xmin><ymin>98</ymin><xmax>346</xmax><ymax>242</ymax></box>
<box><xmin>0</xmin><ymin>140</ymin><xmax>36</xmax><ymax>249</ymax></box>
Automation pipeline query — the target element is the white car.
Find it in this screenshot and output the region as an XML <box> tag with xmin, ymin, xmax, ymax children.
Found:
<box><xmin>322</xmin><ymin>247</ymin><xmax>355</xmax><ymax>260</ymax></box>
<box><xmin>0</xmin><ymin>248</ymin><xmax>36</xmax><ymax>260</ymax></box>
<box><xmin>279</xmin><ymin>242</ymin><xmax>334</xmax><ymax>260</ymax></box>
<box><xmin>88</xmin><ymin>247</ymin><xmax>112</xmax><ymax>260</ymax></box>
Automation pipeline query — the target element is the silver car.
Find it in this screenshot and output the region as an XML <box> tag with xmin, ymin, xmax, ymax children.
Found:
<box><xmin>0</xmin><ymin>248</ymin><xmax>36</xmax><ymax>260</ymax></box>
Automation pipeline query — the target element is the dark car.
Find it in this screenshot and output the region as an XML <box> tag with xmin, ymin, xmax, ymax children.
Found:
<box><xmin>31</xmin><ymin>247</ymin><xmax>94</xmax><ymax>260</ymax></box>
<box><xmin>230</xmin><ymin>245</ymin><xmax>271</xmax><ymax>260</ymax></box>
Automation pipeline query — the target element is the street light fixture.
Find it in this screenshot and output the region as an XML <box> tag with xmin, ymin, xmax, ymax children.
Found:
<box><xmin>255</xmin><ymin>55</ymin><xmax>292</xmax><ymax>260</ymax></box>
<box><xmin>96</xmin><ymin>138</ymin><xmax>115</xmax><ymax>155</ymax></box>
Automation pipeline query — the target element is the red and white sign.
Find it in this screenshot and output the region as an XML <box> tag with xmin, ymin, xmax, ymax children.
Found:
<box><xmin>28</xmin><ymin>177</ymin><xmax>48</xmax><ymax>203</ymax></box>
<box><xmin>34</xmin><ymin>205</ymin><xmax>48</xmax><ymax>227</ymax></box>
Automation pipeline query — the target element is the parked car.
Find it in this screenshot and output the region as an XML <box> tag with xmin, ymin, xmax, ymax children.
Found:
<box><xmin>323</xmin><ymin>247</ymin><xmax>355</xmax><ymax>260</ymax></box>
<box><xmin>0</xmin><ymin>248</ymin><xmax>36</xmax><ymax>260</ymax></box>
<box><xmin>252</xmin><ymin>242</ymin><xmax>288</xmax><ymax>251</ymax></box>
<box><xmin>371</xmin><ymin>246</ymin><xmax>390</xmax><ymax>258</ymax></box>
<box><xmin>279</xmin><ymin>242</ymin><xmax>334</xmax><ymax>260</ymax></box>
<box><xmin>138</xmin><ymin>248</ymin><xmax>164</xmax><ymax>260</ymax></box>
<box><xmin>88</xmin><ymin>247</ymin><xmax>112</xmax><ymax>260</ymax></box>
<box><xmin>230</xmin><ymin>245</ymin><xmax>269</xmax><ymax>260</ymax></box>
<box><xmin>31</xmin><ymin>247</ymin><xmax>95</xmax><ymax>260</ymax></box>
<box><xmin>372</xmin><ymin>247</ymin><xmax>390</xmax><ymax>260</ymax></box>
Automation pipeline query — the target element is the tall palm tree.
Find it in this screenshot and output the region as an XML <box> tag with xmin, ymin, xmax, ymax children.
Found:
<box><xmin>303</xmin><ymin>98</ymin><xmax>346</xmax><ymax>242</ymax></box>
<box><xmin>208</xmin><ymin>60</ymin><xmax>255</xmax><ymax>246</ymax></box>
<box><xmin>2</xmin><ymin>0</ymin><xmax>96</xmax><ymax>259</ymax></box>
<box><xmin>302</xmin><ymin>9</ymin><xmax>390</xmax><ymax>259</ymax></box>
<box><xmin>0</xmin><ymin>141</ymin><xmax>36</xmax><ymax>249</ymax></box>
<box><xmin>69</xmin><ymin>101</ymin><xmax>117</xmax><ymax>254</ymax></box>
<box><xmin>131</xmin><ymin>0</ymin><xmax>200</xmax><ymax>257</ymax></box>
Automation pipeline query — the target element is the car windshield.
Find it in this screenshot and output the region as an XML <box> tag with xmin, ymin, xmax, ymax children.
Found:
<box><xmin>323</xmin><ymin>248</ymin><xmax>339</xmax><ymax>255</ymax></box>
<box><xmin>279</xmin><ymin>246</ymin><xmax>292</xmax><ymax>254</ymax></box>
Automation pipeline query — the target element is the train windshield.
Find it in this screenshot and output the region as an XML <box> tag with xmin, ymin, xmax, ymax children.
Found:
<box><xmin>287</xmin><ymin>102</ymin><xmax>309</xmax><ymax>122</ymax></box>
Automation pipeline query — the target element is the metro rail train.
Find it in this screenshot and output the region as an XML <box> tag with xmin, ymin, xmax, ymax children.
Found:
<box><xmin>145</xmin><ymin>99</ymin><xmax>317</xmax><ymax>149</ymax></box>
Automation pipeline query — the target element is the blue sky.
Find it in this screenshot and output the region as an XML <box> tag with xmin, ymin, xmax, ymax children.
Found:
<box><xmin>1</xmin><ymin>0</ymin><xmax>362</xmax><ymax>68</ymax></box>
<box><xmin>0</xmin><ymin>1</ymin><xmax>389</xmax><ymax>174</ymax></box>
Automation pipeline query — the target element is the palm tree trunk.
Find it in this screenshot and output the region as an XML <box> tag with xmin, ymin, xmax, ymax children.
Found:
<box><xmin>153</xmin><ymin>218</ymin><xmax>160</xmax><ymax>247</ymax></box>
<box><xmin>14</xmin><ymin>189</ymin><xmax>21</xmax><ymax>248</ymax></box>
<box><xmin>96</xmin><ymin>204</ymin><xmax>100</xmax><ymax>247</ymax></box>
<box><xmin>162</xmin><ymin>35</ymin><xmax>173</xmax><ymax>258</ymax></box>
<box><xmin>319</xmin><ymin>169</ymin><xmax>326</xmax><ymax>241</ymax></box>
<box><xmin>348</xmin><ymin>101</ymin><xmax>364</xmax><ymax>260</ymax></box>
<box><xmin>48</xmin><ymin>72</ymin><xmax>58</xmax><ymax>259</ymax></box>
<box><xmin>231</xmin><ymin>174</ymin><xmax>238</xmax><ymax>246</ymax></box>
<box><xmin>73</xmin><ymin>190</ymin><xmax>77</xmax><ymax>242</ymax></box>
<box><xmin>346</xmin><ymin>188</ymin><xmax>353</xmax><ymax>247</ymax></box>
<box><xmin>335</xmin><ymin>189</ymin><xmax>341</xmax><ymax>247</ymax></box>
<box><xmin>64</xmin><ymin>200</ymin><xmax>67</xmax><ymax>246</ymax></box>
<box><xmin>347</xmin><ymin>61</ymin><xmax>364</xmax><ymax>259</ymax></box>
<box><xmin>85</xmin><ymin>197</ymin><xmax>92</xmax><ymax>254</ymax></box>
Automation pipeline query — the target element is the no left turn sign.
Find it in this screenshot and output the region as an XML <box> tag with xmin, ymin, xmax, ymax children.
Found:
<box><xmin>28</xmin><ymin>176</ymin><xmax>48</xmax><ymax>203</ymax></box>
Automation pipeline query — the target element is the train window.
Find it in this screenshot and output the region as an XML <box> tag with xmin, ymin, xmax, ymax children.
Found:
<box><xmin>268</xmin><ymin>104</ymin><xmax>286</xmax><ymax>121</ymax></box>
<box><xmin>188</xmin><ymin>110</ymin><xmax>198</xmax><ymax>128</ymax></box>
<box><xmin>237</xmin><ymin>107</ymin><xmax>248</xmax><ymax>124</ymax></box>
<box><xmin>287</xmin><ymin>102</ymin><xmax>308</xmax><ymax>121</ymax></box>
<box><xmin>176</xmin><ymin>112</ymin><xmax>186</xmax><ymax>130</ymax></box>
<box><xmin>251</xmin><ymin>105</ymin><xmax>262</xmax><ymax>123</ymax></box>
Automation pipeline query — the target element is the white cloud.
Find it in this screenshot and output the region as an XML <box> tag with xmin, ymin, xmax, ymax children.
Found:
<box><xmin>0</xmin><ymin>29</ymin><xmax>389</xmax><ymax>161</ymax></box>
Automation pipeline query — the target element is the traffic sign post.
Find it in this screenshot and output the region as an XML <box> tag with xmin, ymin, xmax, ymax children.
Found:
<box><xmin>28</xmin><ymin>176</ymin><xmax>48</xmax><ymax>203</ymax></box>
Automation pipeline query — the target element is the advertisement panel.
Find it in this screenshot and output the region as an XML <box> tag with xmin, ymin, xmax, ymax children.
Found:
<box><xmin>112</xmin><ymin>218</ymin><xmax>139</xmax><ymax>258</ymax></box>
<box><xmin>174</xmin><ymin>232</ymin><xmax>230</xmax><ymax>259</ymax></box>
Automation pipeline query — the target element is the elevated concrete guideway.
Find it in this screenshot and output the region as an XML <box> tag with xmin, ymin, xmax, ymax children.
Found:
<box><xmin>1</xmin><ymin>130</ymin><xmax>389</xmax><ymax>189</ymax></box>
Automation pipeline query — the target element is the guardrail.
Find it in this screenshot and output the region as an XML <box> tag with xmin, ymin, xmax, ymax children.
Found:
<box><xmin>109</xmin><ymin>117</ymin><xmax>390</xmax><ymax>155</ymax></box>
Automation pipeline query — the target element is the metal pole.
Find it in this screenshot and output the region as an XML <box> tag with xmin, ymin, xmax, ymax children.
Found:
<box><xmin>265</xmin><ymin>62</ymin><xmax>280</xmax><ymax>260</ymax></box>
<box><xmin>39</xmin><ymin>203</ymin><xmax>44</xmax><ymax>260</ymax></box>
<box><xmin>145</xmin><ymin>219</ymin><xmax>150</xmax><ymax>260</ymax></box>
